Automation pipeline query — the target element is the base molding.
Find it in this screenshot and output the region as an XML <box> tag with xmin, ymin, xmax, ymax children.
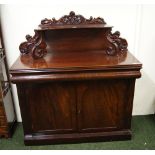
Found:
<box><xmin>24</xmin><ymin>129</ymin><xmax>132</xmax><ymax>145</ymax></box>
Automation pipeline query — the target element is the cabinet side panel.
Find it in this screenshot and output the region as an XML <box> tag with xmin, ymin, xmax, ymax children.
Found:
<box><xmin>123</xmin><ymin>79</ymin><xmax>136</xmax><ymax>129</ymax></box>
<box><xmin>17</xmin><ymin>84</ymin><xmax>33</xmax><ymax>135</ymax></box>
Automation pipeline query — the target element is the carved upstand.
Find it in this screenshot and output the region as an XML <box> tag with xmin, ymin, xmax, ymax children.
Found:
<box><xmin>10</xmin><ymin>12</ymin><xmax>142</xmax><ymax>145</ymax></box>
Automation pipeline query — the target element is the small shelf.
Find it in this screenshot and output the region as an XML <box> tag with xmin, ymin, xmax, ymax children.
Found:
<box><xmin>36</xmin><ymin>24</ymin><xmax>113</xmax><ymax>31</ymax></box>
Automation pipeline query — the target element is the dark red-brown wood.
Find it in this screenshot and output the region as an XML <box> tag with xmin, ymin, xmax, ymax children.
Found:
<box><xmin>19</xmin><ymin>11</ymin><xmax>128</xmax><ymax>59</ymax></box>
<box><xmin>10</xmin><ymin>11</ymin><xmax>142</xmax><ymax>145</ymax></box>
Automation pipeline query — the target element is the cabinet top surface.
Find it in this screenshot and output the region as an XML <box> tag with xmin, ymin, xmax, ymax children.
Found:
<box><xmin>10</xmin><ymin>51</ymin><xmax>142</xmax><ymax>74</ymax></box>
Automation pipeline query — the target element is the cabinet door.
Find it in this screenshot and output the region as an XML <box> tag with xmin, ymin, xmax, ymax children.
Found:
<box><xmin>24</xmin><ymin>81</ymin><xmax>77</xmax><ymax>134</ymax></box>
<box><xmin>76</xmin><ymin>79</ymin><xmax>130</xmax><ymax>132</ymax></box>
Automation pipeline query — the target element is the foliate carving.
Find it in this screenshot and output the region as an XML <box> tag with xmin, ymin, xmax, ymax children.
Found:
<box><xmin>106</xmin><ymin>31</ymin><xmax>128</xmax><ymax>55</ymax></box>
<box><xmin>19</xmin><ymin>12</ymin><xmax>128</xmax><ymax>59</ymax></box>
<box><xmin>40</xmin><ymin>11</ymin><xmax>106</xmax><ymax>27</ymax></box>
<box><xmin>19</xmin><ymin>31</ymin><xmax>47</xmax><ymax>59</ymax></box>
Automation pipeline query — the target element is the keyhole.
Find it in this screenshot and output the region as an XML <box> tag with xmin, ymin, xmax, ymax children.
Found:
<box><xmin>78</xmin><ymin>110</ymin><xmax>81</xmax><ymax>114</ymax></box>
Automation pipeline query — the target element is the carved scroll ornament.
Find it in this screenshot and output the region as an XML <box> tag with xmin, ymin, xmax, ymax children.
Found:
<box><xmin>19</xmin><ymin>31</ymin><xmax>47</xmax><ymax>59</ymax></box>
<box><xmin>40</xmin><ymin>11</ymin><xmax>106</xmax><ymax>27</ymax></box>
<box><xmin>106</xmin><ymin>31</ymin><xmax>128</xmax><ymax>55</ymax></box>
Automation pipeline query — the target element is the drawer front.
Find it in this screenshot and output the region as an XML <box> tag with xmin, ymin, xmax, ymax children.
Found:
<box><xmin>0</xmin><ymin>104</ymin><xmax>7</xmax><ymax>128</ymax></box>
<box><xmin>0</xmin><ymin>105</ymin><xmax>5</xmax><ymax>116</ymax></box>
<box><xmin>0</xmin><ymin>126</ymin><xmax>8</xmax><ymax>135</ymax></box>
<box><xmin>0</xmin><ymin>116</ymin><xmax>7</xmax><ymax>127</ymax></box>
<box><xmin>0</xmin><ymin>126</ymin><xmax>7</xmax><ymax>132</ymax></box>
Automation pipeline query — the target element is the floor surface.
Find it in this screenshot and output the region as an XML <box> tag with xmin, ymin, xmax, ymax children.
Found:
<box><xmin>0</xmin><ymin>115</ymin><xmax>155</xmax><ymax>150</ymax></box>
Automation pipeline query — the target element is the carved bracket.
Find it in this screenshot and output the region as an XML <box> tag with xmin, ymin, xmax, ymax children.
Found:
<box><xmin>19</xmin><ymin>31</ymin><xmax>47</xmax><ymax>59</ymax></box>
<box><xmin>40</xmin><ymin>11</ymin><xmax>106</xmax><ymax>27</ymax></box>
<box><xmin>106</xmin><ymin>31</ymin><xmax>128</xmax><ymax>55</ymax></box>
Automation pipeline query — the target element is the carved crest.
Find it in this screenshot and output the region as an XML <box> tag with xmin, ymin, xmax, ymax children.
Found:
<box><xmin>19</xmin><ymin>11</ymin><xmax>128</xmax><ymax>59</ymax></box>
<box><xmin>40</xmin><ymin>11</ymin><xmax>106</xmax><ymax>27</ymax></box>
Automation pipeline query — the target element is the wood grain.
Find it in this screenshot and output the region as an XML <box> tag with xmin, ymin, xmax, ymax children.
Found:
<box><xmin>19</xmin><ymin>11</ymin><xmax>128</xmax><ymax>59</ymax></box>
<box><xmin>10</xmin><ymin>12</ymin><xmax>142</xmax><ymax>145</ymax></box>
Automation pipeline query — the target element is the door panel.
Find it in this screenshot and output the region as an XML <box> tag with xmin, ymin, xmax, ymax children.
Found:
<box><xmin>25</xmin><ymin>82</ymin><xmax>77</xmax><ymax>134</ymax></box>
<box><xmin>77</xmin><ymin>79</ymin><xmax>128</xmax><ymax>132</ymax></box>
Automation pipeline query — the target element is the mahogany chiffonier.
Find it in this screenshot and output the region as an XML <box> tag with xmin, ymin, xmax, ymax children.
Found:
<box><xmin>10</xmin><ymin>11</ymin><xmax>142</xmax><ymax>145</ymax></box>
